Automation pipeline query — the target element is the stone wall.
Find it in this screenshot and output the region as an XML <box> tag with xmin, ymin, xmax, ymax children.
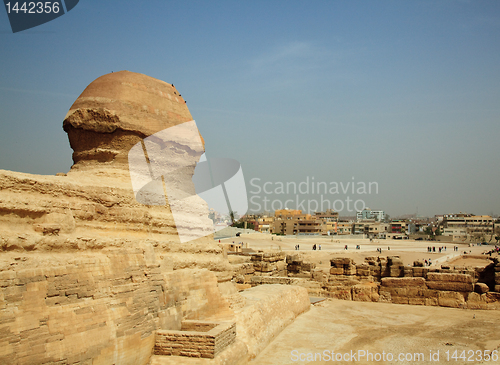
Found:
<box><xmin>250</xmin><ymin>252</ymin><xmax>287</xmax><ymax>276</ymax></box>
<box><xmin>0</xmin><ymin>71</ymin><xmax>312</xmax><ymax>364</ymax></box>
<box><xmin>241</xmin><ymin>253</ymin><xmax>500</xmax><ymax>309</ymax></box>
<box><xmin>328</xmin><ymin>256</ymin><xmax>500</xmax><ymax>309</ymax></box>
<box><xmin>0</xmin><ymin>249</ymin><xmax>233</xmax><ymax>365</ymax></box>
<box><xmin>154</xmin><ymin>321</ymin><xmax>236</xmax><ymax>358</ymax></box>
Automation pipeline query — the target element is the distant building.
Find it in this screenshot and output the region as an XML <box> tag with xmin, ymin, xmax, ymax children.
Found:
<box><xmin>353</xmin><ymin>220</ymin><xmax>389</xmax><ymax>237</ymax></box>
<box><xmin>270</xmin><ymin>209</ymin><xmax>338</xmax><ymax>236</ymax></box>
<box><xmin>274</xmin><ymin>209</ymin><xmax>303</xmax><ymax>219</ymax></box>
<box><xmin>390</xmin><ymin>219</ymin><xmax>407</xmax><ymax>233</ymax></box>
<box><xmin>356</xmin><ymin>208</ymin><xmax>385</xmax><ymax>222</ymax></box>
<box><xmin>337</xmin><ymin>221</ymin><xmax>353</xmax><ymax>235</ymax></box>
<box><xmin>442</xmin><ymin>213</ymin><xmax>495</xmax><ymax>237</ymax></box>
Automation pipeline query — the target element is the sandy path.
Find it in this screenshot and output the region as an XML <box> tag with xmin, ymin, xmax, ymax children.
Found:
<box><xmin>252</xmin><ymin>299</ymin><xmax>500</xmax><ymax>365</ymax></box>
<box><xmin>221</xmin><ymin>233</ymin><xmax>495</xmax><ymax>269</ymax></box>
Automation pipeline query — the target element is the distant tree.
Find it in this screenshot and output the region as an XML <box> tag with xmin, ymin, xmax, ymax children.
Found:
<box><xmin>232</xmin><ymin>220</ymin><xmax>254</xmax><ymax>230</ymax></box>
<box><xmin>424</xmin><ymin>226</ymin><xmax>441</xmax><ymax>238</ymax></box>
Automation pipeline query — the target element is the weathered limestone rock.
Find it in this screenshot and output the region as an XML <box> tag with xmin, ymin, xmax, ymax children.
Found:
<box><xmin>475</xmin><ymin>282</ymin><xmax>489</xmax><ymax>294</ymax></box>
<box><xmin>234</xmin><ymin>285</ymin><xmax>310</xmax><ymax>359</ymax></box>
<box><xmin>426</xmin><ymin>273</ymin><xmax>474</xmax><ymax>292</ymax></box>
<box><xmin>352</xmin><ymin>282</ymin><xmax>379</xmax><ymax>302</ymax></box>
<box><xmin>330</xmin><ymin>257</ymin><xmax>356</xmax><ymax>275</ymax></box>
<box><xmin>0</xmin><ymin>71</ymin><xmax>214</xmax><ymax>251</ymax></box>
<box><xmin>0</xmin><ymin>71</ymin><xmax>242</xmax><ymax>365</ymax></box>
<box><xmin>0</xmin><ymin>251</ymin><xmax>233</xmax><ymax>365</ymax></box>
<box><xmin>251</xmin><ymin>252</ymin><xmax>287</xmax><ymax>276</ymax></box>
<box><xmin>437</xmin><ymin>291</ymin><xmax>466</xmax><ymax>308</ymax></box>
<box><xmin>63</xmin><ymin>70</ymin><xmax>194</xmax><ymax>173</ymax></box>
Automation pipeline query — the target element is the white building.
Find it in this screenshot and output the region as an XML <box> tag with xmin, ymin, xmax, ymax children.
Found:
<box><xmin>356</xmin><ymin>208</ymin><xmax>385</xmax><ymax>222</ymax></box>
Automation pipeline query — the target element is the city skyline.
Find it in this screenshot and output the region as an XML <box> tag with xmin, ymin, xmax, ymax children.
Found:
<box><xmin>1</xmin><ymin>1</ymin><xmax>499</xmax><ymax>217</ymax></box>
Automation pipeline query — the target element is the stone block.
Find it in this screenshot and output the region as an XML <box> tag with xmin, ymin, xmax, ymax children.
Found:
<box><xmin>352</xmin><ymin>283</ymin><xmax>379</xmax><ymax>302</ymax></box>
<box><xmin>475</xmin><ymin>282</ymin><xmax>489</xmax><ymax>294</ymax></box>
<box><xmin>311</xmin><ymin>270</ymin><xmax>325</xmax><ymax>282</ymax></box>
<box><xmin>330</xmin><ymin>267</ymin><xmax>344</xmax><ymax>275</ymax></box>
<box><xmin>484</xmin><ymin>292</ymin><xmax>500</xmax><ymax>303</ymax></box>
<box><xmin>425</xmin><ymin>297</ymin><xmax>438</xmax><ymax>306</ymax></box>
<box><xmin>421</xmin><ymin>289</ymin><xmax>439</xmax><ymax>299</ymax></box>
<box><xmin>437</xmin><ymin>291</ymin><xmax>465</xmax><ymax>308</ymax></box>
<box><xmin>253</xmin><ymin>262</ymin><xmax>274</xmax><ymax>272</ymax></box>
<box><xmin>426</xmin><ymin>273</ymin><xmax>473</xmax><ymax>284</ymax></box>
<box><xmin>426</xmin><ymin>281</ymin><xmax>473</xmax><ymax>292</ymax></box>
<box><xmin>369</xmin><ymin>266</ymin><xmax>381</xmax><ymax>276</ymax></box>
<box><xmin>389</xmin><ymin>267</ymin><xmax>403</xmax><ymax>277</ymax></box>
<box><xmin>381</xmin><ymin>277</ymin><xmax>426</xmax><ymax>288</ymax></box>
<box><xmin>302</xmin><ymin>262</ymin><xmax>316</xmax><ymax>272</ymax></box>
<box><xmin>412</xmin><ymin>267</ymin><xmax>428</xmax><ymax>278</ymax></box>
<box><xmin>408</xmin><ymin>297</ymin><xmax>425</xmax><ymax>305</ymax></box>
<box><xmin>356</xmin><ymin>266</ymin><xmax>371</xmax><ymax>276</ymax></box>
<box><xmin>330</xmin><ymin>258</ymin><xmax>353</xmax><ymax>267</ymax></box>
<box><xmin>378</xmin><ymin>290</ymin><xmax>391</xmax><ymax>303</ymax></box>
<box><xmin>391</xmin><ymin>296</ymin><xmax>409</xmax><ymax>304</ymax></box>
<box><xmin>388</xmin><ymin>256</ymin><xmax>403</xmax><ymax>266</ymax></box>
<box><xmin>343</xmin><ymin>264</ymin><xmax>357</xmax><ymax>276</ymax></box>
<box><xmin>403</xmin><ymin>267</ymin><xmax>413</xmax><ymax>277</ymax></box>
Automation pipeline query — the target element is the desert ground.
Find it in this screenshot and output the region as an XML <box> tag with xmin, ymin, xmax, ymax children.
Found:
<box><xmin>219</xmin><ymin>233</ymin><xmax>499</xmax><ymax>365</ymax></box>
<box><xmin>219</xmin><ymin>232</ymin><xmax>497</xmax><ymax>269</ymax></box>
<box><xmin>253</xmin><ymin>298</ymin><xmax>500</xmax><ymax>365</ymax></box>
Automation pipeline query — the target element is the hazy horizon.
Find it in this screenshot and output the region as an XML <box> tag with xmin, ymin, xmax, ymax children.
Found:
<box><xmin>1</xmin><ymin>1</ymin><xmax>499</xmax><ymax>218</ymax></box>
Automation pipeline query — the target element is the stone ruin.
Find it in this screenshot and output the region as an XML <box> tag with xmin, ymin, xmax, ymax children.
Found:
<box><xmin>0</xmin><ymin>71</ymin><xmax>311</xmax><ymax>365</ymax></box>
<box><xmin>230</xmin><ymin>251</ymin><xmax>500</xmax><ymax>310</ymax></box>
<box><xmin>2</xmin><ymin>70</ymin><xmax>498</xmax><ymax>364</ymax></box>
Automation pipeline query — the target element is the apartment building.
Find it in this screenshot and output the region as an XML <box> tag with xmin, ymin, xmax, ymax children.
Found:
<box><xmin>442</xmin><ymin>214</ymin><xmax>495</xmax><ymax>236</ymax></box>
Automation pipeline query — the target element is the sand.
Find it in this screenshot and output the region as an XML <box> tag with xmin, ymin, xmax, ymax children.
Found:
<box><xmin>221</xmin><ymin>233</ymin><xmax>498</xmax><ymax>269</ymax></box>
<box><xmin>227</xmin><ymin>234</ymin><xmax>500</xmax><ymax>364</ymax></box>
<box><xmin>253</xmin><ymin>299</ymin><xmax>500</xmax><ymax>365</ymax></box>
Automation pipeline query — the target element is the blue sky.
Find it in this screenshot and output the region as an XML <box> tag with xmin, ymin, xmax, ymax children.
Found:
<box><xmin>1</xmin><ymin>0</ymin><xmax>499</xmax><ymax>217</ymax></box>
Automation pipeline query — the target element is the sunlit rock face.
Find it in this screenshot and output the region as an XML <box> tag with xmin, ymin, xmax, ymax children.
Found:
<box><xmin>0</xmin><ymin>72</ymin><xmax>236</xmax><ymax>365</ymax></box>
<box><xmin>0</xmin><ymin>70</ymin><xmax>217</xmax><ymax>251</ymax></box>
<box><xmin>63</xmin><ymin>70</ymin><xmax>199</xmax><ymax>173</ymax></box>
